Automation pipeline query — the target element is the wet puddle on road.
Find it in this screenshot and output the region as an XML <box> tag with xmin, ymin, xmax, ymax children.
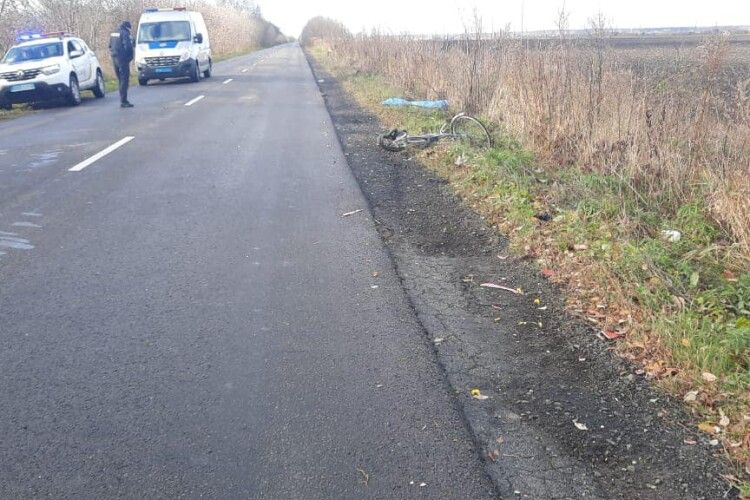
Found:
<box><xmin>0</xmin><ymin>212</ymin><xmax>43</xmax><ymax>260</ymax></box>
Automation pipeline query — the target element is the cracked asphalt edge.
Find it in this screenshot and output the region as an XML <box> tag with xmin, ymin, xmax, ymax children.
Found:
<box><xmin>305</xmin><ymin>52</ymin><xmax>738</xmax><ymax>500</ymax></box>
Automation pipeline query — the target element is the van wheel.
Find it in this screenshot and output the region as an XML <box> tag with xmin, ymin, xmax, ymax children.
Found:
<box><xmin>67</xmin><ymin>75</ymin><xmax>81</xmax><ymax>106</ymax></box>
<box><xmin>92</xmin><ymin>70</ymin><xmax>105</xmax><ymax>98</ymax></box>
<box><xmin>190</xmin><ymin>61</ymin><xmax>200</xmax><ymax>83</ymax></box>
<box><xmin>139</xmin><ymin>78</ymin><xmax>149</xmax><ymax>86</ymax></box>
<box><xmin>203</xmin><ymin>59</ymin><xmax>212</xmax><ymax>78</ymax></box>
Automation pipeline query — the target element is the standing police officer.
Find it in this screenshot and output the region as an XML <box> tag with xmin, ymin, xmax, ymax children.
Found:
<box><xmin>110</xmin><ymin>21</ymin><xmax>135</xmax><ymax>108</ymax></box>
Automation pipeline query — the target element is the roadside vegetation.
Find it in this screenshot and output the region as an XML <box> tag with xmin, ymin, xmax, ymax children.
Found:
<box><xmin>0</xmin><ymin>0</ymin><xmax>287</xmax><ymax>116</ymax></box>
<box><xmin>303</xmin><ymin>16</ymin><xmax>750</xmax><ymax>485</ymax></box>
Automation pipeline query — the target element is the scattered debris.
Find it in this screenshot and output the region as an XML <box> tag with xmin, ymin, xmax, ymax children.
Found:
<box><xmin>480</xmin><ymin>283</ymin><xmax>524</xmax><ymax>295</ymax></box>
<box><xmin>317</xmin><ymin>79</ymin><xmax>325</xmax><ymax>83</ymax></box>
<box><xmin>701</xmin><ymin>372</ymin><xmax>718</xmax><ymax>383</ymax></box>
<box><xmin>719</xmin><ymin>409</ymin><xmax>730</xmax><ymax>427</ymax></box>
<box><xmin>470</xmin><ymin>388</ymin><xmax>489</xmax><ymax>400</ymax></box>
<box><xmin>572</xmin><ymin>244</ymin><xmax>589</xmax><ymax>251</ymax></box>
<box><xmin>573</xmin><ymin>419</ymin><xmax>589</xmax><ymax>431</ymax></box>
<box><xmin>342</xmin><ymin>209</ymin><xmax>364</xmax><ymax>217</ymax></box>
<box><xmin>698</xmin><ymin>422</ymin><xmax>719</xmax><ymax>434</ymax></box>
<box><xmin>382</xmin><ymin>97</ymin><xmax>449</xmax><ymax>109</ymax></box>
<box><xmin>487</xmin><ymin>449</ymin><xmax>500</xmax><ymax>461</ymax></box>
<box><xmin>356</xmin><ymin>467</ymin><xmax>369</xmax><ymax>486</ymax></box>
<box><xmin>433</xmin><ymin>337</ymin><xmax>444</xmax><ymax>345</ymax></box>
<box><xmin>497</xmin><ymin>255</ymin><xmax>508</xmax><ymax>260</ymax></box>
<box><xmin>454</xmin><ymin>155</ymin><xmax>466</xmax><ymax>167</ymax></box>
<box><xmin>372</xmin><ymin>271</ymin><xmax>380</xmax><ymax>278</ymax></box>
<box><xmin>683</xmin><ymin>391</ymin><xmax>699</xmax><ymax>403</ymax></box>
<box><xmin>419</xmin><ymin>482</ymin><xmax>427</xmax><ymax>487</ymax></box>
<box><xmin>534</xmin><ymin>212</ymin><xmax>552</xmax><ymax>222</ymax></box>
<box><xmin>661</xmin><ymin>229</ymin><xmax>682</xmax><ymax>243</ymax></box>
<box><xmin>541</xmin><ymin>268</ymin><xmax>555</xmax><ymax>278</ymax></box>
<box><xmin>599</xmin><ymin>329</ymin><xmax>623</xmax><ymax>341</ymax></box>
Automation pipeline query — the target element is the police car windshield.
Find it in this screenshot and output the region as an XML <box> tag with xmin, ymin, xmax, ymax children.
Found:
<box><xmin>2</xmin><ymin>42</ymin><xmax>63</xmax><ymax>64</ymax></box>
<box><xmin>138</xmin><ymin>21</ymin><xmax>191</xmax><ymax>43</ymax></box>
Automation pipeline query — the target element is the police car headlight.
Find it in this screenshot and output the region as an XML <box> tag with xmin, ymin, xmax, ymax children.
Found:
<box><xmin>41</xmin><ymin>64</ymin><xmax>60</xmax><ymax>75</ymax></box>
<box><xmin>179</xmin><ymin>51</ymin><xmax>190</xmax><ymax>62</ymax></box>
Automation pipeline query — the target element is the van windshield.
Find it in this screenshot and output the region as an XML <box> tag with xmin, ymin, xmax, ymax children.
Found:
<box><xmin>2</xmin><ymin>42</ymin><xmax>63</xmax><ymax>64</ymax></box>
<box><xmin>138</xmin><ymin>21</ymin><xmax>191</xmax><ymax>43</ymax></box>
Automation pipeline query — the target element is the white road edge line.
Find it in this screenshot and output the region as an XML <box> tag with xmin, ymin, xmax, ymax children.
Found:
<box><xmin>68</xmin><ymin>136</ymin><xmax>135</xmax><ymax>172</ymax></box>
<box><xmin>222</xmin><ymin>78</ymin><xmax>233</xmax><ymax>84</ymax></box>
<box><xmin>185</xmin><ymin>95</ymin><xmax>205</xmax><ymax>107</ymax></box>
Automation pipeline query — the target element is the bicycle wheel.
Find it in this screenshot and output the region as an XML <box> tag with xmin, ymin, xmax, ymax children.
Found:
<box><xmin>451</xmin><ymin>115</ymin><xmax>492</xmax><ymax>149</ymax></box>
<box><xmin>378</xmin><ymin>129</ymin><xmax>408</xmax><ymax>152</ymax></box>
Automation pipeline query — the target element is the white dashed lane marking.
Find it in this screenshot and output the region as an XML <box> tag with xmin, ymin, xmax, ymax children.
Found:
<box><xmin>185</xmin><ymin>95</ymin><xmax>205</xmax><ymax>107</ymax></box>
<box><xmin>68</xmin><ymin>136</ymin><xmax>135</xmax><ymax>172</ymax></box>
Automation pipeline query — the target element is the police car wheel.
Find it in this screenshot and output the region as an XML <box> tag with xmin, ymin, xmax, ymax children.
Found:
<box><xmin>68</xmin><ymin>76</ymin><xmax>81</xmax><ymax>106</ymax></box>
<box><xmin>203</xmin><ymin>60</ymin><xmax>212</xmax><ymax>78</ymax></box>
<box><xmin>93</xmin><ymin>71</ymin><xmax>105</xmax><ymax>98</ymax></box>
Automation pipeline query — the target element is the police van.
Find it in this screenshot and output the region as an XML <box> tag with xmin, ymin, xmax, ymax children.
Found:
<box><xmin>134</xmin><ymin>8</ymin><xmax>211</xmax><ymax>86</ymax></box>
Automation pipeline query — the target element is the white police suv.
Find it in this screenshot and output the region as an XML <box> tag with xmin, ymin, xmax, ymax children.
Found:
<box><xmin>0</xmin><ymin>32</ymin><xmax>105</xmax><ymax>110</ymax></box>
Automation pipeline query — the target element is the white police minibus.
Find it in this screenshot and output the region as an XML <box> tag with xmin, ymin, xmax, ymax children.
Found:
<box><xmin>134</xmin><ymin>8</ymin><xmax>211</xmax><ymax>86</ymax></box>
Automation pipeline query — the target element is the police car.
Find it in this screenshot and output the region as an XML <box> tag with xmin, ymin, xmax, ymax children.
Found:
<box><xmin>0</xmin><ymin>32</ymin><xmax>106</xmax><ymax>110</ymax></box>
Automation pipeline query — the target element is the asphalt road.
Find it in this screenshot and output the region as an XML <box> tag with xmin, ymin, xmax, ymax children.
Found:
<box><xmin>0</xmin><ymin>45</ymin><xmax>496</xmax><ymax>498</ymax></box>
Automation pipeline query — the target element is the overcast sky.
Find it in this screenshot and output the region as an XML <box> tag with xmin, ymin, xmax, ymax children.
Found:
<box><xmin>258</xmin><ymin>0</ymin><xmax>750</xmax><ymax>37</ymax></box>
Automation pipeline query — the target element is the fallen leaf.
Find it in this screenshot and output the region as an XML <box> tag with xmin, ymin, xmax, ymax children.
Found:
<box><xmin>573</xmin><ymin>419</ymin><xmax>589</xmax><ymax>431</ymax></box>
<box><xmin>701</xmin><ymin>372</ymin><xmax>718</xmax><ymax>383</ymax></box>
<box><xmin>722</xmin><ymin>270</ymin><xmax>738</xmax><ymax>282</ymax></box>
<box><xmin>372</xmin><ymin>271</ymin><xmax>380</xmax><ymax>278</ymax></box>
<box><xmin>541</xmin><ymin>268</ymin><xmax>556</xmax><ymax>278</ymax></box>
<box><xmin>698</xmin><ymin>422</ymin><xmax>718</xmax><ymax>434</ymax></box>
<box><xmin>480</xmin><ymin>283</ymin><xmax>524</xmax><ymax>295</ymax></box>
<box><xmin>683</xmin><ymin>391</ymin><xmax>699</xmax><ymax>402</ymax></box>
<box><xmin>534</xmin><ymin>298</ymin><xmax>541</xmax><ymax>305</ymax></box>
<box><xmin>719</xmin><ymin>415</ymin><xmax>730</xmax><ymax>427</ymax></box>
<box><xmin>680</xmin><ymin>338</ymin><xmax>691</xmax><ymax>347</ymax></box>
<box><xmin>600</xmin><ymin>330</ymin><xmax>623</xmax><ymax>341</ymax></box>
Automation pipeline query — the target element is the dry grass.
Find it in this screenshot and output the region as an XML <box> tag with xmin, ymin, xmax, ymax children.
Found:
<box><xmin>322</xmin><ymin>32</ymin><xmax>750</xmax><ymax>261</ymax></box>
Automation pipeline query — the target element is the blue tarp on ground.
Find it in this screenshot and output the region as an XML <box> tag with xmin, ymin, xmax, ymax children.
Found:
<box><xmin>382</xmin><ymin>97</ymin><xmax>449</xmax><ymax>109</ymax></box>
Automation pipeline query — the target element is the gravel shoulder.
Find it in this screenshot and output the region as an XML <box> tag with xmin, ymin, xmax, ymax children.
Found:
<box><xmin>307</xmin><ymin>53</ymin><xmax>738</xmax><ymax>500</ymax></box>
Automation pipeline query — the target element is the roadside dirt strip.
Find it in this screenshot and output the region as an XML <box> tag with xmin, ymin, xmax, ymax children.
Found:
<box><xmin>307</xmin><ymin>55</ymin><xmax>738</xmax><ymax>499</ymax></box>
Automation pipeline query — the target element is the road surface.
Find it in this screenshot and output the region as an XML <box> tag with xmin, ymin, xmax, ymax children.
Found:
<box><xmin>0</xmin><ymin>45</ymin><xmax>496</xmax><ymax>498</ymax></box>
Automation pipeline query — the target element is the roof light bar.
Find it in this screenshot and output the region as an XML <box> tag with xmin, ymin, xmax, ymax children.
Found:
<box><xmin>15</xmin><ymin>31</ymin><xmax>68</xmax><ymax>43</ymax></box>
<box><xmin>144</xmin><ymin>7</ymin><xmax>186</xmax><ymax>12</ymax></box>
